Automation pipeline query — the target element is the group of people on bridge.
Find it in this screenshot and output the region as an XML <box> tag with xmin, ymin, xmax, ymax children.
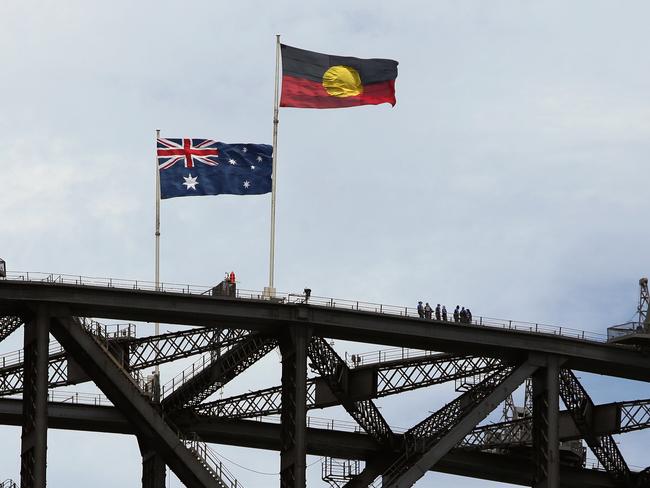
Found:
<box><xmin>417</xmin><ymin>302</ymin><xmax>473</xmax><ymax>324</ymax></box>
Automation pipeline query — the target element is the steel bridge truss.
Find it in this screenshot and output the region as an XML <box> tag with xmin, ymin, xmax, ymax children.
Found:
<box><xmin>0</xmin><ymin>325</ymin><xmax>251</xmax><ymax>396</ymax></box>
<box><xmin>194</xmin><ymin>353</ymin><xmax>504</xmax><ymax>419</ymax></box>
<box><xmin>0</xmin><ymin>301</ymin><xmax>649</xmax><ymax>488</ymax></box>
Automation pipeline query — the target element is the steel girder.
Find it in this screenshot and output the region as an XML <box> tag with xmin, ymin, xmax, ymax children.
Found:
<box><xmin>0</xmin><ymin>326</ymin><xmax>250</xmax><ymax>396</ymax></box>
<box><xmin>20</xmin><ymin>310</ymin><xmax>49</xmax><ymax>488</ymax></box>
<box><xmin>3</xmin><ymin>280</ymin><xmax>650</xmax><ymax>381</ymax></box>
<box><xmin>463</xmin><ymin>397</ymin><xmax>650</xmax><ymax>450</ymax></box>
<box><xmin>462</xmin><ymin>416</ymin><xmax>533</xmax><ymax>449</ymax></box>
<box><xmin>280</xmin><ymin>327</ymin><xmax>311</xmax><ymax>488</ymax></box>
<box><xmin>0</xmin><ymin>316</ymin><xmax>22</xmax><ymax>343</ymax></box>
<box><xmin>620</xmin><ymin>400</ymin><xmax>650</xmax><ymax>433</ymax></box>
<box><xmin>128</xmin><ymin>327</ymin><xmax>249</xmax><ymax>370</ymax></box>
<box><xmin>138</xmin><ymin>437</ymin><xmax>166</xmax><ymax>488</ymax></box>
<box><xmin>194</xmin><ymin>354</ymin><xmax>502</xmax><ymax>420</ymax></box>
<box><xmin>307</xmin><ymin>337</ymin><xmax>393</xmax><ymax>445</ymax></box>
<box><xmin>194</xmin><ymin>382</ymin><xmax>309</xmax><ymax>419</ymax></box>
<box><xmin>345</xmin><ymin>362</ymin><xmax>538</xmax><ymax>488</ymax></box>
<box><xmin>0</xmin><ymin>398</ymin><xmax>633</xmax><ymax>488</ymax></box>
<box><xmin>383</xmin><ymin>362</ymin><xmax>538</xmax><ymax>488</ymax></box>
<box><xmin>374</xmin><ymin>354</ymin><xmax>503</xmax><ymax>397</ymax></box>
<box><xmin>558</xmin><ymin>369</ymin><xmax>631</xmax><ymax>484</ymax></box>
<box><xmin>532</xmin><ymin>359</ymin><xmax>561</xmax><ymax>488</ymax></box>
<box><xmin>161</xmin><ymin>334</ymin><xmax>277</xmax><ymax>412</ymax></box>
<box><xmin>49</xmin><ymin>315</ymin><xmax>231</xmax><ymax>488</ymax></box>
<box><xmin>0</xmin><ymin>351</ymin><xmax>67</xmax><ymax>396</ymax></box>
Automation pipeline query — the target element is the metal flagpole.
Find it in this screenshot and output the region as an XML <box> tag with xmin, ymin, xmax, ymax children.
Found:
<box><xmin>266</xmin><ymin>34</ymin><xmax>281</xmax><ymax>298</ymax></box>
<box><xmin>154</xmin><ymin>129</ymin><xmax>161</xmax><ymax>377</ymax></box>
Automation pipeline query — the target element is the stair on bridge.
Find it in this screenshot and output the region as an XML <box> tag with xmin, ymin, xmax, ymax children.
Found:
<box><xmin>183</xmin><ymin>434</ymin><xmax>244</xmax><ymax>488</ymax></box>
<box><xmin>0</xmin><ymin>479</ymin><xmax>17</xmax><ymax>488</ymax></box>
<box><xmin>161</xmin><ymin>334</ymin><xmax>277</xmax><ymax>412</ymax></box>
<box><xmin>322</xmin><ymin>458</ymin><xmax>362</xmax><ymax>488</ymax></box>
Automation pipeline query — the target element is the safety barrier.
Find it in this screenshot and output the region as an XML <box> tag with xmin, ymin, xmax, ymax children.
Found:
<box><xmin>1</xmin><ymin>271</ymin><xmax>607</xmax><ymax>344</ymax></box>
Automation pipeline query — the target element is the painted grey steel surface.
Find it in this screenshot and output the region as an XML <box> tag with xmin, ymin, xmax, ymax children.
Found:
<box><xmin>1</xmin><ymin>279</ymin><xmax>649</xmax><ymax>488</ymax></box>
<box><xmin>0</xmin><ymin>280</ymin><xmax>647</xmax><ymax>381</ymax></box>
<box><xmin>0</xmin><ymin>398</ymin><xmax>635</xmax><ymax>487</ymax></box>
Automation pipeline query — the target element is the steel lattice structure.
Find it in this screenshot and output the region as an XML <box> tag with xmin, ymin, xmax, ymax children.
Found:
<box><xmin>1</xmin><ymin>275</ymin><xmax>650</xmax><ymax>488</ymax></box>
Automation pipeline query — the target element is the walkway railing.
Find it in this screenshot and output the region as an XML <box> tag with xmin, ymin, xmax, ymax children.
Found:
<box><xmin>46</xmin><ymin>389</ymin><xmax>111</xmax><ymax>406</ymax></box>
<box><xmin>0</xmin><ymin>342</ymin><xmax>65</xmax><ymax>370</ymax></box>
<box><xmin>1</xmin><ymin>271</ymin><xmax>607</xmax><ymax>343</ymax></box>
<box><xmin>345</xmin><ymin>347</ymin><xmax>441</xmax><ymax>368</ymax></box>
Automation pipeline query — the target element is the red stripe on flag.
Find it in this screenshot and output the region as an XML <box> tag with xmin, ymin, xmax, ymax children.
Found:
<box><xmin>280</xmin><ymin>75</ymin><xmax>396</xmax><ymax>108</ymax></box>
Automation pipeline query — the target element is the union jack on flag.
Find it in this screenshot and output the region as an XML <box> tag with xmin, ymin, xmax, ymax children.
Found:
<box><xmin>157</xmin><ymin>137</ymin><xmax>273</xmax><ymax>200</ymax></box>
<box><xmin>157</xmin><ymin>138</ymin><xmax>220</xmax><ymax>170</ymax></box>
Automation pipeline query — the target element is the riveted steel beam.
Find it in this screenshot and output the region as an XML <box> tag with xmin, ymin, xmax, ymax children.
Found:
<box><xmin>0</xmin><ymin>399</ymin><xmax>630</xmax><ymax>488</ymax></box>
<box><xmin>559</xmin><ymin>369</ymin><xmax>631</xmax><ymax>484</ymax></box>
<box><xmin>49</xmin><ymin>315</ymin><xmax>226</xmax><ymax>488</ymax></box>
<box><xmin>280</xmin><ymin>326</ymin><xmax>311</xmax><ymax>488</ymax></box>
<box><xmin>20</xmin><ymin>309</ymin><xmax>49</xmax><ymax>488</ymax></box>
<box><xmin>307</xmin><ymin>337</ymin><xmax>393</xmax><ymax>445</ymax></box>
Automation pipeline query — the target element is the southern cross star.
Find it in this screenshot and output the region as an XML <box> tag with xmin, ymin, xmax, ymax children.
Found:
<box><xmin>250</xmin><ymin>165</ymin><xmax>256</xmax><ymax>170</ymax></box>
<box><xmin>243</xmin><ymin>180</ymin><xmax>251</xmax><ymax>189</ymax></box>
<box><xmin>229</xmin><ymin>159</ymin><xmax>237</xmax><ymax>165</ymax></box>
<box><xmin>256</xmin><ymin>156</ymin><xmax>263</xmax><ymax>162</ymax></box>
<box><xmin>242</xmin><ymin>147</ymin><xmax>247</xmax><ymax>153</ymax></box>
<box><xmin>183</xmin><ymin>174</ymin><xmax>199</xmax><ymax>190</ymax></box>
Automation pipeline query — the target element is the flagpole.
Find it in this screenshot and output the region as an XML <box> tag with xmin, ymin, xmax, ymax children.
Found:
<box><xmin>154</xmin><ymin>129</ymin><xmax>161</xmax><ymax>377</ymax></box>
<box><xmin>267</xmin><ymin>34</ymin><xmax>281</xmax><ymax>297</ymax></box>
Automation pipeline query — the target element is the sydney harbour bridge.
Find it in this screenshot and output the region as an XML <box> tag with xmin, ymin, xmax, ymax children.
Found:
<box><xmin>0</xmin><ymin>271</ymin><xmax>649</xmax><ymax>488</ymax></box>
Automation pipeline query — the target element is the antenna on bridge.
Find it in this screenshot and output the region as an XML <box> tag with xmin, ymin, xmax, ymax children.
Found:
<box><xmin>639</xmin><ymin>277</ymin><xmax>648</xmax><ymax>328</ymax></box>
<box><xmin>607</xmin><ymin>277</ymin><xmax>650</xmax><ymax>344</ymax></box>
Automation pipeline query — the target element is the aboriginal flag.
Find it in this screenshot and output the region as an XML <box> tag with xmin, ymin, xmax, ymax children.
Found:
<box><xmin>280</xmin><ymin>44</ymin><xmax>398</xmax><ymax>109</ymax></box>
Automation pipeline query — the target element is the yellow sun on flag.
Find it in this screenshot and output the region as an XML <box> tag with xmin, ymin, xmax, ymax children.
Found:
<box><xmin>322</xmin><ymin>65</ymin><xmax>363</xmax><ymax>97</ymax></box>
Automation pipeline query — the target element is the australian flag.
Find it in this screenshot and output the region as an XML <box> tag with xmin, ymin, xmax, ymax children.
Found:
<box><xmin>157</xmin><ymin>138</ymin><xmax>272</xmax><ymax>199</ymax></box>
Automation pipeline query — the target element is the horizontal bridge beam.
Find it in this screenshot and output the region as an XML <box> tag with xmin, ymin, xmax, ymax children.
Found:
<box><xmin>0</xmin><ymin>281</ymin><xmax>647</xmax><ymax>381</ymax></box>
<box><xmin>463</xmin><ymin>400</ymin><xmax>623</xmax><ymax>448</ymax></box>
<box><xmin>0</xmin><ymin>399</ymin><xmax>624</xmax><ymax>488</ymax></box>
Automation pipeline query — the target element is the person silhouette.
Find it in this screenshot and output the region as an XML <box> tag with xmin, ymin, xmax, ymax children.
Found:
<box><xmin>424</xmin><ymin>302</ymin><xmax>433</xmax><ymax>319</ymax></box>
<box><xmin>417</xmin><ymin>301</ymin><xmax>424</xmax><ymax>318</ymax></box>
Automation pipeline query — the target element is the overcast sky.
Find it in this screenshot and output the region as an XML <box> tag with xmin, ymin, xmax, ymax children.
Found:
<box><xmin>1</xmin><ymin>1</ymin><xmax>650</xmax><ymax>486</ymax></box>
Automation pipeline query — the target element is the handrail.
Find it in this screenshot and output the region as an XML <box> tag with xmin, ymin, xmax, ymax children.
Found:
<box><xmin>161</xmin><ymin>353</ymin><xmax>215</xmax><ymax>398</ymax></box>
<box><xmin>346</xmin><ymin>347</ymin><xmax>442</xmax><ymax>368</ymax></box>
<box><xmin>0</xmin><ymin>342</ymin><xmax>65</xmax><ymax>370</ymax></box>
<box><xmin>46</xmin><ymin>389</ymin><xmax>111</xmax><ymax>406</ymax></box>
<box><xmin>181</xmin><ymin>432</ymin><xmax>243</xmax><ymax>488</ymax></box>
<box><xmin>1</xmin><ymin>271</ymin><xmax>607</xmax><ymax>344</ymax></box>
<box><xmin>0</xmin><ymin>319</ymin><xmax>135</xmax><ymax>370</ymax></box>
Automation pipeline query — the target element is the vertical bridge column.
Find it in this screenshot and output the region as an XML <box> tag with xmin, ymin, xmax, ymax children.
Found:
<box><xmin>21</xmin><ymin>308</ymin><xmax>49</xmax><ymax>488</ymax></box>
<box><xmin>279</xmin><ymin>326</ymin><xmax>311</xmax><ymax>488</ymax></box>
<box><xmin>138</xmin><ymin>438</ymin><xmax>166</xmax><ymax>488</ymax></box>
<box><xmin>532</xmin><ymin>356</ymin><xmax>560</xmax><ymax>488</ymax></box>
<box><xmin>139</xmin><ymin>373</ymin><xmax>165</xmax><ymax>488</ymax></box>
